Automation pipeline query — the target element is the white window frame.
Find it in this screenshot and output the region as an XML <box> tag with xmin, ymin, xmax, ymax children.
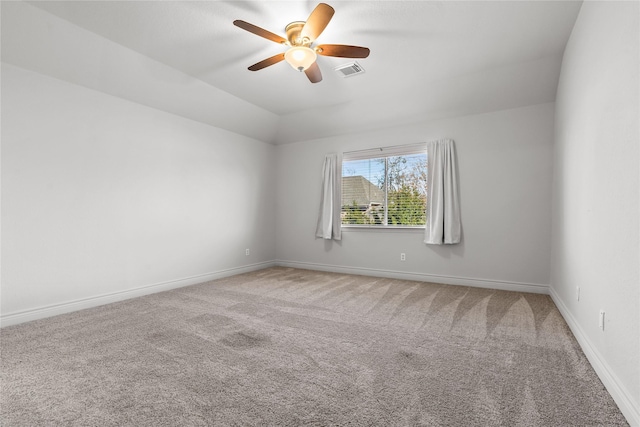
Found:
<box><xmin>341</xmin><ymin>143</ymin><xmax>427</xmax><ymax>230</ymax></box>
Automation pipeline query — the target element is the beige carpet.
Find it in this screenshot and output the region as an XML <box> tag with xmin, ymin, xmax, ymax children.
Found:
<box><xmin>0</xmin><ymin>267</ymin><xmax>628</xmax><ymax>426</ymax></box>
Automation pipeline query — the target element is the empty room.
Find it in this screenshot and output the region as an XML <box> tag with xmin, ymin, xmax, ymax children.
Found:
<box><xmin>1</xmin><ymin>0</ymin><xmax>638</xmax><ymax>425</ymax></box>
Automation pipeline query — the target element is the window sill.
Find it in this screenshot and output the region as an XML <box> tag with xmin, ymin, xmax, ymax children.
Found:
<box><xmin>341</xmin><ymin>226</ymin><xmax>425</xmax><ymax>233</ymax></box>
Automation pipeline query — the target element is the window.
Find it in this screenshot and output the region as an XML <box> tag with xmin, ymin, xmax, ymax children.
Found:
<box><xmin>341</xmin><ymin>144</ymin><xmax>427</xmax><ymax>227</ymax></box>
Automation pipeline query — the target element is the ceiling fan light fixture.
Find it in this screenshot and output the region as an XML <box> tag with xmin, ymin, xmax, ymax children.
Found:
<box><xmin>284</xmin><ymin>46</ymin><xmax>317</xmax><ymax>72</ymax></box>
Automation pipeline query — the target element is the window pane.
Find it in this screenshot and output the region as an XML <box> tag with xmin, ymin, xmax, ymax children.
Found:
<box><xmin>386</xmin><ymin>154</ymin><xmax>427</xmax><ymax>226</ymax></box>
<box><xmin>341</xmin><ymin>152</ymin><xmax>427</xmax><ymax>227</ymax></box>
<box><xmin>341</xmin><ymin>158</ymin><xmax>385</xmax><ymax>225</ymax></box>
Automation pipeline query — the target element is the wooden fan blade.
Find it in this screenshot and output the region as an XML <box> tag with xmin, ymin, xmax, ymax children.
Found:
<box><xmin>316</xmin><ymin>44</ymin><xmax>370</xmax><ymax>58</ymax></box>
<box><xmin>300</xmin><ymin>3</ymin><xmax>335</xmax><ymax>41</ymax></box>
<box><xmin>233</xmin><ymin>20</ymin><xmax>287</xmax><ymax>44</ymax></box>
<box><xmin>248</xmin><ymin>53</ymin><xmax>286</xmax><ymax>71</ymax></box>
<box><xmin>304</xmin><ymin>61</ymin><xmax>322</xmax><ymax>83</ymax></box>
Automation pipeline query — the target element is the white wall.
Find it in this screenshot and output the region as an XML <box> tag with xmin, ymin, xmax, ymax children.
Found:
<box><xmin>1</xmin><ymin>63</ymin><xmax>276</xmax><ymax>324</ymax></box>
<box><xmin>551</xmin><ymin>1</ymin><xmax>640</xmax><ymax>424</ymax></box>
<box><xmin>275</xmin><ymin>103</ymin><xmax>554</xmax><ymax>292</ymax></box>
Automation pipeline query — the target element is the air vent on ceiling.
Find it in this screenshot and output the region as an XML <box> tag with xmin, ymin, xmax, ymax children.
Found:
<box><xmin>334</xmin><ymin>61</ymin><xmax>365</xmax><ymax>78</ymax></box>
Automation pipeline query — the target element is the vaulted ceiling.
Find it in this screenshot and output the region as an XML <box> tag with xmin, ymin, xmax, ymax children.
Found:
<box><xmin>2</xmin><ymin>1</ymin><xmax>582</xmax><ymax>144</ymax></box>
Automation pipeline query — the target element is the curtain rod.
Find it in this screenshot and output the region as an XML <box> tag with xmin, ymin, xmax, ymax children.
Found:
<box><xmin>343</xmin><ymin>142</ymin><xmax>427</xmax><ymax>156</ymax></box>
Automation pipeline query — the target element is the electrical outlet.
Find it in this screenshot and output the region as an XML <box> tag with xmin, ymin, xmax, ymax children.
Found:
<box><xmin>576</xmin><ymin>286</ymin><xmax>580</xmax><ymax>301</ymax></box>
<box><xmin>599</xmin><ymin>310</ymin><xmax>605</xmax><ymax>331</ymax></box>
<box><xmin>245</xmin><ymin>249</ymin><xmax>250</xmax><ymax>256</ymax></box>
<box><xmin>400</xmin><ymin>253</ymin><xmax>406</xmax><ymax>261</ymax></box>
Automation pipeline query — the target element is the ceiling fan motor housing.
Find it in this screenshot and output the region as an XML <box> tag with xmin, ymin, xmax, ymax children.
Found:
<box><xmin>285</xmin><ymin>21</ymin><xmax>311</xmax><ymax>46</ymax></box>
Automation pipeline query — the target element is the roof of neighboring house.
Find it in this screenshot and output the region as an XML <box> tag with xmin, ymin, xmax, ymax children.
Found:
<box><xmin>342</xmin><ymin>176</ymin><xmax>385</xmax><ymax>207</ymax></box>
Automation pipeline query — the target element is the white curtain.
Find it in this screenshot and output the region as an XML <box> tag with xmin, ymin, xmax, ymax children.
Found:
<box><xmin>424</xmin><ymin>139</ymin><xmax>461</xmax><ymax>245</ymax></box>
<box><xmin>315</xmin><ymin>153</ymin><xmax>342</xmax><ymax>240</ymax></box>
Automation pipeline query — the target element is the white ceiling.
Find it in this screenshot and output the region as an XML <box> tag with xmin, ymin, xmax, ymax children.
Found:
<box><xmin>15</xmin><ymin>1</ymin><xmax>582</xmax><ymax>143</ymax></box>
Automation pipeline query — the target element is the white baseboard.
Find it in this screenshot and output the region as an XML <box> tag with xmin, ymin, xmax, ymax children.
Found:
<box><xmin>550</xmin><ymin>287</ymin><xmax>640</xmax><ymax>427</ymax></box>
<box><xmin>0</xmin><ymin>261</ymin><xmax>276</xmax><ymax>328</ymax></box>
<box><xmin>0</xmin><ymin>261</ymin><xmax>548</xmax><ymax>329</ymax></box>
<box><xmin>275</xmin><ymin>260</ymin><xmax>549</xmax><ymax>294</ymax></box>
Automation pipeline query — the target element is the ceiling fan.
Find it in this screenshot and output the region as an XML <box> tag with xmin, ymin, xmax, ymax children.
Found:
<box><xmin>233</xmin><ymin>3</ymin><xmax>370</xmax><ymax>83</ymax></box>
